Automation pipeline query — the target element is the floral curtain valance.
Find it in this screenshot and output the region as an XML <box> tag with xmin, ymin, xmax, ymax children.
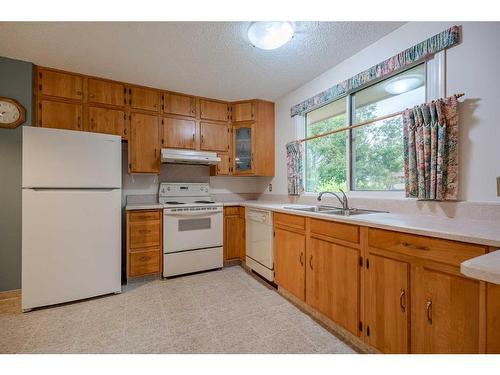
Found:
<box><xmin>290</xmin><ymin>25</ymin><xmax>461</xmax><ymax>117</ymax></box>
<box><xmin>403</xmin><ymin>95</ymin><xmax>459</xmax><ymax>200</ymax></box>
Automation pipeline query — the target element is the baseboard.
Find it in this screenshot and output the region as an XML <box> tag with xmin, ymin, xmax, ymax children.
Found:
<box><xmin>277</xmin><ymin>286</ymin><xmax>377</xmax><ymax>354</ymax></box>
<box><xmin>0</xmin><ymin>289</ymin><xmax>21</xmax><ymax>301</ymax></box>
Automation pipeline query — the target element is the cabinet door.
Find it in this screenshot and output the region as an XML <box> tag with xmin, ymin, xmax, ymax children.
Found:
<box><xmin>306</xmin><ymin>238</ymin><xmax>360</xmax><ymax>335</ymax></box>
<box><xmin>88</xmin><ymin>106</ymin><xmax>126</xmax><ymax>138</ymax></box>
<box><xmin>39</xmin><ymin>100</ymin><xmax>83</xmax><ymax>131</ymax></box>
<box><xmin>130</xmin><ymin>87</ymin><xmax>159</xmax><ymax>112</ymax></box>
<box><xmin>412</xmin><ymin>266</ymin><xmax>481</xmax><ymax>353</ymax></box>
<box><xmin>88</xmin><ymin>79</ymin><xmax>126</xmax><ymax>106</ymax></box>
<box><xmin>162</xmin><ymin>117</ymin><xmax>196</xmax><ymax>149</ymax></box>
<box><xmin>224</xmin><ymin>214</ymin><xmax>245</xmax><ymax>261</ymax></box>
<box><xmin>200</xmin><ymin>122</ymin><xmax>229</xmax><ymax>152</ymax></box>
<box><xmin>233</xmin><ymin>124</ymin><xmax>254</xmax><ymax>174</ymax></box>
<box><xmin>163</xmin><ymin>92</ymin><xmax>196</xmax><ymax>117</ymax></box>
<box><xmin>274</xmin><ymin>227</ymin><xmax>305</xmax><ymax>301</ymax></box>
<box><xmin>129</xmin><ymin>113</ymin><xmax>160</xmax><ymax>173</ymax></box>
<box><xmin>38</xmin><ymin>69</ymin><xmax>83</xmax><ymax>100</ymax></box>
<box><xmin>232</xmin><ymin>101</ymin><xmax>254</xmax><ymax>122</ymax></box>
<box><xmin>365</xmin><ymin>254</ymin><xmax>410</xmax><ymax>353</ymax></box>
<box><xmin>216</xmin><ymin>153</ymin><xmax>231</xmax><ymax>175</ymax></box>
<box><xmin>200</xmin><ymin>99</ymin><xmax>229</xmax><ymax>122</ymax></box>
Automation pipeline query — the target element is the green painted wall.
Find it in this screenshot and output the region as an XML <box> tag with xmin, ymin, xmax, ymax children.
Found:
<box><xmin>0</xmin><ymin>56</ymin><xmax>33</xmax><ymax>292</ymax></box>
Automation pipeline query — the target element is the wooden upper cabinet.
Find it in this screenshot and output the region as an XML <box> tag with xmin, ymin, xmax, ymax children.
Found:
<box><xmin>161</xmin><ymin>117</ymin><xmax>196</xmax><ymax>150</ymax></box>
<box><xmin>89</xmin><ymin>106</ymin><xmax>127</xmax><ymax>138</ymax></box>
<box><xmin>130</xmin><ymin>87</ymin><xmax>159</xmax><ymax>112</ymax></box>
<box><xmin>365</xmin><ymin>254</ymin><xmax>410</xmax><ymax>353</ymax></box>
<box><xmin>200</xmin><ymin>99</ymin><xmax>229</xmax><ymax>122</ymax></box>
<box><xmin>39</xmin><ymin>100</ymin><xmax>82</xmax><ymax>131</ymax></box>
<box><xmin>232</xmin><ymin>101</ymin><xmax>255</xmax><ymax>122</ymax></box>
<box><xmin>274</xmin><ymin>227</ymin><xmax>305</xmax><ymax>301</ymax></box>
<box><xmin>216</xmin><ymin>153</ymin><xmax>231</xmax><ymax>175</ymax></box>
<box><xmin>88</xmin><ymin>79</ymin><xmax>126</xmax><ymax>106</ymax></box>
<box><xmin>200</xmin><ymin>122</ymin><xmax>229</xmax><ymax>152</ymax></box>
<box><xmin>162</xmin><ymin>92</ymin><xmax>196</xmax><ymax>117</ymax></box>
<box><xmin>412</xmin><ymin>266</ymin><xmax>481</xmax><ymax>354</ymax></box>
<box><xmin>129</xmin><ymin>113</ymin><xmax>160</xmax><ymax>174</ymax></box>
<box><xmin>38</xmin><ymin>69</ymin><xmax>83</xmax><ymax>100</ymax></box>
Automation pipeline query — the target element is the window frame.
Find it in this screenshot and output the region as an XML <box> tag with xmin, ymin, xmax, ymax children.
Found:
<box><xmin>303</xmin><ymin>60</ymin><xmax>434</xmax><ymax>194</ymax></box>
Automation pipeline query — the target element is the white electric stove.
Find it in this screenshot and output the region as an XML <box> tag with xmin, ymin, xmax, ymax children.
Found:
<box><xmin>159</xmin><ymin>183</ymin><xmax>223</xmax><ymax>277</ymax></box>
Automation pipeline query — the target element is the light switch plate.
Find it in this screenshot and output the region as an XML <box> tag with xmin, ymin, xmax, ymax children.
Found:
<box><xmin>497</xmin><ymin>177</ymin><xmax>500</xmax><ymax>197</ymax></box>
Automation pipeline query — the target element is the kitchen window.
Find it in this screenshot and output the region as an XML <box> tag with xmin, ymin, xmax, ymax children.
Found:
<box><xmin>305</xmin><ymin>64</ymin><xmax>426</xmax><ymax>193</ymax></box>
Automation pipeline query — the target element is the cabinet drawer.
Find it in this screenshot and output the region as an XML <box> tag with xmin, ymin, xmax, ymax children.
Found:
<box><xmin>129</xmin><ymin>210</ymin><xmax>161</xmax><ymax>222</ymax></box>
<box><xmin>224</xmin><ymin>206</ymin><xmax>241</xmax><ymax>216</ymax></box>
<box><xmin>368</xmin><ymin>228</ymin><xmax>486</xmax><ymax>267</ymax></box>
<box><xmin>129</xmin><ymin>250</ymin><xmax>160</xmax><ymax>276</ymax></box>
<box><xmin>274</xmin><ymin>212</ymin><xmax>305</xmax><ymax>231</ymax></box>
<box><xmin>310</xmin><ymin>218</ymin><xmax>359</xmax><ymax>244</ymax></box>
<box><xmin>130</xmin><ymin>221</ymin><xmax>160</xmax><ymax>249</ymax></box>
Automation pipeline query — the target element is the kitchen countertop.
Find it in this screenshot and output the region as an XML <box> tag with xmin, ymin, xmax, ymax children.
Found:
<box><xmin>128</xmin><ymin>200</ymin><xmax>500</xmax><ymax>247</ymax></box>
<box><xmin>461</xmin><ymin>250</ymin><xmax>500</xmax><ymax>284</ymax></box>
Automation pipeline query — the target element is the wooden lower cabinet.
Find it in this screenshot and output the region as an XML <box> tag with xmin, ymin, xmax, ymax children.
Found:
<box><xmin>223</xmin><ymin>207</ymin><xmax>245</xmax><ymax>261</ymax></box>
<box><xmin>271</xmin><ymin>216</ymin><xmax>497</xmax><ymax>354</ymax></box>
<box><xmin>306</xmin><ymin>237</ymin><xmax>360</xmax><ymax>336</ymax></box>
<box><xmin>274</xmin><ymin>226</ymin><xmax>305</xmax><ymax>301</ymax></box>
<box><xmin>487</xmin><ymin>283</ymin><xmax>500</xmax><ymax>353</ymax></box>
<box><xmin>411</xmin><ymin>265</ymin><xmax>482</xmax><ymax>353</ymax></box>
<box><xmin>365</xmin><ymin>253</ymin><xmax>410</xmax><ymax>353</ymax></box>
<box><xmin>127</xmin><ymin>210</ymin><xmax>162</xmax><ymax>278</ymax></box>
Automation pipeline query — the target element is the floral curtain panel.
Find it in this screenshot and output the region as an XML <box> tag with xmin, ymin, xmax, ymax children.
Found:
<box><xmin>286</xmin><ymin>141</ymin><xmax>304</xmax><ymax>195</ymax></box>
<box><xmin>403</xmin><ymin>95</ymin><xmax>459</xmax><ymax>200</ymax></box>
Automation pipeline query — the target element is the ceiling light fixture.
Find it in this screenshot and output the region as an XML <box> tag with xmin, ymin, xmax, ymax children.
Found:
<box><xmin>384</xmin><ymin>74</ymin><xmax>424</xmax><ymax>95</ymax></box>
<box><xmin>247</xmin><ymin>21</ymin><xmax>294</xmax><ymax>50</ymax></box>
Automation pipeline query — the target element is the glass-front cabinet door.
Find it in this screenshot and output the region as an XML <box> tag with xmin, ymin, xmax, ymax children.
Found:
<box><xmin>233</xmin><ymin>124</ymin><xmax>254</xmax><ymax>174</ymax></box>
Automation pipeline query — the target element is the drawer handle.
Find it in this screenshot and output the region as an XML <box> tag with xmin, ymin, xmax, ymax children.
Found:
<box><xmin>139</xmin><ymin>229</ymin><xmax>151</xmax><ymax>234</ymax></box>
<box><xmin>299</xmin><ymin>251</ymin><xmax>304</xmax><ymax>266</ymax></box>
<box><xmin>139</xmin><ymin>256</ymin><xmax>151</xmax><ymax>262</ymax></box>
<box><xmin>400</xmin><ymin>289</ymin><xmax>406</xmax><ymax>312</ymax></box>
<box><xmin>309</xmin><ymin>255</ymin><xmax>313</xmax><ymax>270</ymax></box>
<box><xmin>402</xmin><ymin>241</ymin><xmax>430</xmax><ymax>251</ymax></box>
<box><xmin>426</xmin><ymin>299</ymin><xmax>433</xmax><ymax>325</ymax></box>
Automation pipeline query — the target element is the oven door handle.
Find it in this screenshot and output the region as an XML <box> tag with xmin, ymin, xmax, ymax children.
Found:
<box><xmin>164</xmin><ymin>210</ymin><xmax>222</xmax><ymax>217</ymax></box>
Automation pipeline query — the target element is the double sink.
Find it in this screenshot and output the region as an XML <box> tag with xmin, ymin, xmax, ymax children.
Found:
<box><xmin>283</xmin><ymin>205</ymin><xmax>385</xmax><ymax>216</ymax></box>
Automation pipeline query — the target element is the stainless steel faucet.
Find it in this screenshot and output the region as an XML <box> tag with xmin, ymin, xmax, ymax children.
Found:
<box><xmin>317</xmin><ymin>189</ymin><xmax>349</xmax><ymax>210</ymax></box>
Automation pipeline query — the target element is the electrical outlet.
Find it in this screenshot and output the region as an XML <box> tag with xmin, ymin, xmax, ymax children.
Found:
<box><xmin>268</xmin><ymin>183</ymin><xmax>273</xmax><ymax>192</ymax></box>
<box><xmin>497</xmin><ymin>177</ymin><xmax>500</xmax><ymax>197</ymax></box>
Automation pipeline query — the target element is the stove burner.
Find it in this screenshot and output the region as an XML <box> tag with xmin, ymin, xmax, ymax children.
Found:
<box><xmin>164</xmin><ymin>201</ymin><xmax>185</xmax><ymax>205</ymax></box>
<box><xmin>194</xmin><ymin>200</ymin><xmax>215</xmax><ymax>204</ymax></box>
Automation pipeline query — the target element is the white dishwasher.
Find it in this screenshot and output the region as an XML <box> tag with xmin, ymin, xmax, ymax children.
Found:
<box><xmin>245</xmin><ymin>208</ymin><xmax>274</xmax><ymax>281</ymax></box>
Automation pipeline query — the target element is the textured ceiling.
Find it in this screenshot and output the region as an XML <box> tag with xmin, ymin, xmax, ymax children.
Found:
<box><xmin>0</xmin><ymin>22</ymin><xmax>404</xmax><ymax>101</ymax></box>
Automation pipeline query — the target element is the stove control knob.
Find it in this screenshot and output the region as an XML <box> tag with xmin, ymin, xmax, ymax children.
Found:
<box><xmin>167</xmin><ymin>187</ymin><xmax>171</xmax><ymax>191</ymax></box>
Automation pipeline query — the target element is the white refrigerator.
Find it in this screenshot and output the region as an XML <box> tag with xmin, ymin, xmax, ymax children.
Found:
<box><xmin>22</xmin><ymin>127</ymin><xmax>122</xmax><ymax>311</ymax></box>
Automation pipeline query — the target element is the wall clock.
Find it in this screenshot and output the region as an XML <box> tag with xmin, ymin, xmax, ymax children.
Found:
<box><xmin>0</xmin><ymin>97</ymin><xmax>26</xmax><ymax>129</ymax></box>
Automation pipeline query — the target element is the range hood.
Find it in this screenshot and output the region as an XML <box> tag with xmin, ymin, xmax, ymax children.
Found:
<box><xmin>161</xmin><ymin>148</ymin><xmax>221</xmax><ymax>165</ymax></box>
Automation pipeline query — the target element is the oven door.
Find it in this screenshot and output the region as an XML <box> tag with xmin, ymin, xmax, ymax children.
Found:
<box><xmin>163</xmin><ymin>209</ymin><xmax>223</xmax><ymax>253</ymax></box>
